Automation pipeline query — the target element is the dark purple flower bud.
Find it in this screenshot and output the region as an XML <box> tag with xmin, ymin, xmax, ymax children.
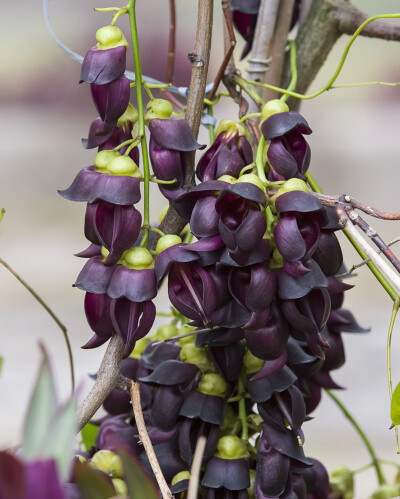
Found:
<box><xmin>59</xmin><ymin>165</ymin><xmax>141</xmax><ymax>205</ymax></box>
<box><xmin>256</xmin><ymin>437</ymin><xmax>291</xmax><ymax>497</ymax></box>
<box><xmin>179</xmin><ymin>419</ymin><xmax>220</xmax><ymax>465</ymax></box>
<box><xmin>180</xmin><ymin>391</ymin><xmax>226</xmax><ymax>425</ymax></box>
<box><xmin>197</xmin><ymin>123</ymin><xmax>253</xmax><ymax>182</ymax></box>
<box><xmin>216</xmin><ymin>183</ymin><xmax>267</xmax><ymax>265</ymax></box>
<box><xmin>202</xmin><ymin>457</ymin><xmax>250</xmax><ymax>491</ymax></box>
<box><xmin>82</xmin><ymin>292</ymin><xmax>114</xmax><ymax>350</ymax></box>
<box><xmin>231</xmin><ymin>1</ymin><xmax>260</xmax><ymax>59</ymax></box>
<box><xmin>320</xmin><ymin>330</ymin><xmax>345</xmax><ymax>372</ymax></box>
<box><xmin>80</xmin><ymin>45</ymin><xmax>126</xmax><ymax>85</ymax></box>
<box><xmin>261</xmin><ymin>112</ymin><xmax>312</xmax><ymax>180</ymax></box>
<box><xmin>96</xmin><ymin>415</ymin><xmax>140</xmax><ymax>453</ymax></box>
<box><xmin>149</xmin><ymin>118</ymin><xmax>204</xmax><ymax>200</ymax></box>
<box><xmin>140</xmin><ymin>341</ymin><xmax>181</xmax><ymax>370</ymax></box>
<box><xmin>302</xmin><ymin>458</ymin><xmax>331</xmax><ymax>499</ymax></box>
<box><xmin>84</xmin><ymin>201</ymin><xmax>142</xmax><ymax>266</ymax></box>
<box><xmin>277</xmin><ymin>259</ymin><xmax>328</xmax><ymax>301</ymax></box>
<box><xmin>75</xmin><ymin>256</ymin><xmax>116</xmax><ymax>295</ymax></box>
<box><xmin>209</xmin><ymin>341</ymin><xmax>245</xmax><ymax>381</ymax></box>
<box><xmin>108</xmin><ymin>266</ymin><xmax>157</xmax><ymax>302</ymax></box>
<box><xmin>247</xmin><ymin>365</ymin><xmax>297</xmax><ymax>404</ymax></box>
<box><xmin>312</xmin><ymin>231</ymin><xmax>343</xmax><ymax>277</ymax></box>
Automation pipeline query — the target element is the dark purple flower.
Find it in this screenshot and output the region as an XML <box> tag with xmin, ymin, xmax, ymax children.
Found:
<box><xmin>179</xmin><ymin>419</ymin><xmax>220</xmax><ymax>465</ymax></box>
<box><xmin>216</xmin><ymin>183</ymin><xmax>267</xmax><ymax>265</ymax></box>
<box><xmin>180</xmin><ymin>391</ymin><xmax>226</xmax><ymax>425</ymax></box>
<box><xmin>80</xmin><ymin>45</ymin><xmax>126</xmax><ymax>85</ymax></box>
<box><xmin>229</xmin><ymin>264</ymin><xmax>275</xmax><ymax>312</ymax></box>
<box><xmin>197</xmin><ymin>123</ymin><xmax>253</xmax><ymax>182</ymax></box>
<box><xmin>149</xmin><ymin>118</ymin><xmax>204</xmax><ymax>200</ymax></box>
<box><xmin>202</xmin><ymin>457</ymin><xmax>250</xmax><ymax>491</ymax></box>
<box><xmin>84</xmin><ymin>201</ymin><xmax>142</xmax><ymax>265</ymax></box>
<box><xmin>96</xmin><ymin>415</ymin><xmax>140</xmax><ymax>454</ymax></box>
<box><xmin>274</xmin><ymin>191</ymin><xmax>327</xmax><ymax>277</ymax></box>
<box><xmin>231</xmin><ymin>0</ymin><xmax>260</xmax><ymax>59</ymax></box>
<box><xmin>312</xmin><ymin>230</ymin><xmax>343</xmax><ymax>277</ymax></box>
<box><xmin>59</xmin><ymin>165</ymin><xmax>141</xmax><ymax>206</ymax></box>
<box><xmin>247</xmin><ymin>365</ymin><xmax>297</xmax><ymax>404</ymax></box>
<box><xmin>261</xmin><ymin>112</ymin><xmax>312</xmax><ymax>181</ymax></box>
<box><xmin>90</xmin><ymin>76</ymin><xmax>131</xmax><ymax>137</ymax></box>
<box><xmin>209</xmin><ymin>341</ymin><xmax>245</xmax><ymax>381</ymax></box>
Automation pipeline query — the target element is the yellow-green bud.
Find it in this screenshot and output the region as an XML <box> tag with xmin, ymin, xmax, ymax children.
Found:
<box><xmin>177</xmin><ymin>324</ymin><xmax>197</xmax><ymax>346</ymax></box>
<box><xmin>94</xmin><ymin>150</ymin><xmax>120</xmax><ymax>171</ymax></box>
<box><xmin>330</xmin><ymin>466</ymin><xmax>354</xmax><ymax>499</ymax></box>
<box><xmin>154</xmin><ymin>324</ymin><xmax>178</xmax><ymax>341</ymax></box>
<box><xmin>260</xmin><ymin>99</ymin><xmax>289</xmax><ymax>123</ymax></box>
<box><xmin>90</xmin><ymin>450</ymin><xmax>123</xmax><ymax>478</ymax></box>
<box><xmin>107</xmin><ymin>155</ymin><xmax>139</xmax><ymax>176</ymax></box>
<box><xmin>275</xmin><ymin>178</ymin><xmax>310</xmax><ymax>197</ymax></box>
<box><xmin>215</xmin><ymin>435</ymin><xmax>249</xmax><ymax>460</ymax></box>
<box><xmin>96</xmin><ymin>26</ymin><xmax>128</xmax><ymax>50</ymax></box>
<box><xmin>130</xmin><ymin>336</ymin><xmax>150</xmax><ymax>359</ymax></box>
<box><xmin>197</xmin><ymin>373</ymin><xmax>227</xmax><ymax>397</ymax></box>
<box><xmin>179</xmin><ymin>344</ymin><xmax>215</xmax><ymax>373</ymax></box>
<box><xmin>117</xmin><ymin>103</ymin><xmax>138</xmax><ymax>127</ymax></box>
<box><xmin>171</xmin><ymin>471</ymin><xmax>191</xmax><ymax>486</ymax></box>
<box><xmin>156</xmin><ymin>235</ymin><xmax>182</xmax><ymax>254</ymax></box>
<box><xmin>144</xmin><ymin>99</ymin><xmax>173</xmax><ymax>123</ymax></box>
<box><xmin>369</xmin><ymin>484</ymin><xmax>400</xmax><ymax>499</ymax></box>
<box><xmin>112</xmin><ymin>478</ymin><xmax>128</xmax><ymax>497</ymax></box>
<box><xmin>244</xmin><ymin>350</ymin><xmax>263</xmax><ymax>374</ymax></box>
<box><xmin>217</xmin><ymin>175</ymin><xmax>237</xmax><ymax>184</ymax></box>
<box><xmin>236</xmin><ymin>174</ymin><xmax>265</xmax><ymax>192</ymax></box>
<box><xmin>123</xmin><ymin>247</ymin><xmax>154</xmax><ymax>270</ymax></box>
<box><xmin>215</xmin><ymin>120</ymin><xmax>250</xmax><ymax>142</ymax></box>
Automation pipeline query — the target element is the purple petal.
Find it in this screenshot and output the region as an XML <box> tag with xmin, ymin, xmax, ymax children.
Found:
<box><xmin>274</xmin><ymin>214</ymin><xmax>307</xmax><ymax>262</ymax></box>
<box><xmin>80</xmin><ymin>46</ymin><xmax>126</xmax><ymax>84</ymax></box>
<box><xmin>149</xmin><ymin>118</ymin><xmax>204</xmax><ymax>151</ymax></box>
<box><xmin>91</xmin><ymin>76</ymin><xmax>130</xmax><ymax>130</ymax></box>
<box><xmin>261</xmin><ymin>111</ymin><xmax>312</xmax><ymax>139</ymax></box>
<box><xmin>84</xmin><ymin>292</ymin><xmax>114</xmax><ymax>336</ymax></box>
<box><xmin>267</xmin><ymin>138</ymin><xmax>298</xmax><ymax>179</ymax></box>
<box><xmin>216</xmin><ymin>182</ymin><xmax>267</xmax><ymax>209</ymax></box>
<box><xmin>275</xmin><ymin>190</ymin><xmax>324</xmax><ymax>215</ymax></box>
<box><xmin>250</xmin><ymin>349</ymin><xmax>288</xmax><ymax>380</ymax></box>
<box><xmin>26</xmin><ymin>459</ymin><xmax>64</xmax><ymax>499</ymax></box>
<box><xmin>107</xmin><ymin>267</ymin><xmax>157</xmax><ymax>302</ymax></box>
<box><xmin>277</xmin><ymin>260</ymin><xmax>328</xmax><ymax>300</ymax></box>
<box><xmin>75</xmin><ymin>256</ymin><xmax>116</xmax><ymax>294</ymax></box>
<box><xmin>202</xmin><ymin>457</ymin><xmax>250</xmax><ymax>490</ymax></box>
<box><xmin>0</xmin><ymin>451</ymin><xmax>27</xmax><ymax>499</ymax></box>
<box><xmin>139</xmin><ymin>360</ymin><xmax>199</xmax><ymax>385</ymax></box>
<box><xmin>82</xmin><ymin>118</ymin><xmax>115</xmax><ymax>149</ymax></box>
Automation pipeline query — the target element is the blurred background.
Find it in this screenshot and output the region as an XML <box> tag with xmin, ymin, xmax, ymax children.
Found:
<box><xmin>1</xmin><ymin>0</ymin><xmax>400</xmax><ymax>496</ymax></box>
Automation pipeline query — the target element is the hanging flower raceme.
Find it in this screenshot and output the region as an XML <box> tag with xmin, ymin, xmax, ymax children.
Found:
<box><xmin>196</xmin><ymin>120</ymin><xmax>253</xmax><ymax>182</ymax></box>
<box><xmin>146</xmin><ymin>99</ymin><xmax>205</xmax><ymax>200</ymax></box>
<box><xmin>261</xmin><ymin>110</ymin><xmax>312</xmax><ymax>181</ymax></box>
<box><xmin>75</xmin><ymin>247</ymin><xmax>157</xmax><ymax>358</ymax></box>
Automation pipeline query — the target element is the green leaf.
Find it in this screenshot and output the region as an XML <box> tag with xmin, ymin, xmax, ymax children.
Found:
<box><xmin>22</xmin><ymin>349</ymin><xmax>57</xmax><ymax>459</ymax></box>
<box><xmin>41</xmin><ymin>396</ymin><xmax>77</xmax><ymax>480</ymax></box>
<box><xmin>81</xmin><ymin>422</ymin><xmax>99</xmax><ymax>453</ymax></box>
<box><xmin>391</xmin><ymin>382</ymin><xmax>400</xmax><ymax>426</ymax></box>
<box><xmin>74</xmin><ymin>461</ymin><xmax>116</xmax><ymax>499</ymax></box>
<box><xmin>119</xmin><ymin>449</ymin><xmax>158</xmax><ymax>499</ymax></box>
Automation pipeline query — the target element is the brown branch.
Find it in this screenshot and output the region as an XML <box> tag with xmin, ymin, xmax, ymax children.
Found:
<box><xmin>129</xmin><ymin>380</ymin><xmax>173</xmax><ymax>499</ymax></box>
<box><xmin>76</xmin><ymin>334</ymin><xmax>124</xmax><ymax>432</ymax></box>
<box><xmin>261</xmin><ymin>0</ymin><xmax>295</xmax><ymax>102</ymax></box>
<box><xmin>0</xmin><ymin>257</ymin><xmax>75</xmax><ymax>392</ymax></box>
<box><xmin>187</xmin><ymin>435</ymin><xmax>207</xmax><ymax>499</ymax></box>
<box><xmin>165</xmin><ymin>0</ymin><xmax>176</xmax><ymax>84</ymax></box>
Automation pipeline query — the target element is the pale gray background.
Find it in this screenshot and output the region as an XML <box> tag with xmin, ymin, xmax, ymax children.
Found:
<box><xmin>1</xmin><ymin>1</ymin><xmax>400</xmax><ymax>496</ymax></box>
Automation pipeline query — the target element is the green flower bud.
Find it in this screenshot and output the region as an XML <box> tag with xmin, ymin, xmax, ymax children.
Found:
<box><xmin>153</xmin><ymin>324</ymin><xmax>178</xmax><ymax>341</ymax></box>
<box><xmin>130</xmin><ymin>336</ymin><xmax>150</xmax><ymax>359</ymax></box>
<box><xmin>275</xmin><ymin>178</ymin><xmax>310</xmax><ymax>197</ymax></box>
<box><xmin>369</xmin><ymin>484</ymin><xmax>400</xmax><ymax>499</ymax></box>
<box><xmin>198</xmin><ymin>373</ymin><xmax>227</xmax><ymax>397</ymax></box>
<box><xmin>123</xmin><ymin>247</ymin><xmax>154</xmax><ymax>270</ymax></box>
<box><xmin>248</xmin><ymin>469</ymin><xmax>256</xmax><ymax>498</ymax></box>
<box><xmin>330</xmin><ymin>466</ymin><xmax>354</xmax><ymax>499</ymax></box>
<box><xmin>117</xmin><ymin>103</ymin><xmax>138</xmax><ymax>127</ymax></box>
<box><xmin>215</xmin><ymin>435</ymin><xmax>249</xmax><ymax>460</ymax></box>
<box><xmin>144</xmin><ymin>99</ymin><xmax>173</xmax><ymax>123</ymax></box>
<box><xmin>217</xmin><ymin>175</ymin><xmax>237</xmax><ymax>184</ymax></box>
<box><xmin>94</xmin><ymin>150</ymin><xmax>120</xmax><ymax>172</ymax></box>
<box><xmin>96</xmin><ymin>26</ymin><xmax>128</xmax><ymax>50</ymax></box>
<box><xmin>260</xmin><ymin>99</ymin><xmax>289</xmax><ymax>123</ymax></box>
<box><xmin>156</xmin><ymin>235</ymin><xmax>182</xmax><ymax>254</ymax></box>
<box><xmin>243</xmin><ymin>350</ymin><xmax>263</xmax><ymax>374</ymax></box>
<box><xmin>171</xmin><ymin>471</ymin><xmax>191</xmax><ymax>486</ymax></box>
<box><xmin>107</xmin><ymin>155</ymin><xmax>139</xmax><ymax>176</ymax></box>
<box><xmin>112</xmin><ymin>478</ymin><xmax>128</xmax><ymax>497</ymax></box>
<box><xmin>177</xmin><ymin>324</ymin><xmax>197</xmax><ymax>346</ymax></box>
<box><xmin>236</xmin><ymin>174</ymin><xmax>265</xmax><ymax>192</ymax></box>
<box><xmin>179</xmin><ymin>344</ymin><xmax>215</xmax><ymax>373</ymax></box>
<box><xmin>90</xmin><ymin>450</ymin><xmax>123</xmax><ymax>478</ymax></box>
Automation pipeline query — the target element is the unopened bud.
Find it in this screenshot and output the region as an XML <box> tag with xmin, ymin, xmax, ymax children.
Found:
<box><xmin>179</xmin><ymin>343</ymin><xmax>215</xmax><ymax>373</ymax></box>
<box><xmin>369</xmin><ymin>484</ymin><xmax>400</xmax><ymax>499</ymax></box>
<box><xmin>156</xmin><ymin>234</ymin><xmax>182</xmax><ymax>254</ymax></box>
<box><xmin>123</xmin><ymin>247</ymin><xmax>154</xmax><ymax>270</ymax></box>
<box><xmin>96</xmin><ymin>26</ymin><xmax>128</xmax><ymax>50</ymax></box>
<box><xmin>215</xmin><ymin>435</ymin><xmax>249</xmax><ymax>460</ymax></box>
<box><xmin>94</xmin><ymin>150</ymin><xmax>120</xmax><ymax>171</ymax></box>
<box><xmin>217</xmin><ymin>175</ymin><xmax>237</xmax><ymax>183</ymax></box>
<box><xmin>236</xmin><ymin>173</ymin><xmax>265</xmax><ymax>192</ymax></box>
<box><xmin>144</xmin><ymin>99</ymin><xmax>173</xmax><ymax>123</ymax></box>
<box><xmin>107</xmin><ymin>155</ymin><xmax>139</xmax><ymax>176</ymax></box>
<box><xmin>197</xmin><ymin>373</ymin><xmax>227</xmax><ymax>397</ymax></box>
<box><xmin>112</xmin><ymin>478</ymin><xmax>128</xmax><ymax>496</ymax></box>
<box><xmin>117</xmin><ymin>103</ymin><xmax>138</xmax><ymax>127</ymax></box>
<box><xmin>171</xmin><ymin>471</ymin><xmax>191</xmax><ymax>486</ymax></box>
<box><xmin>153</xmin><ymin>324</ymin><xmax>178</xmax><ymax>341</ymax></box>
<box><xmin>260</xmin><ymin>99</ymin><xmax>289</xmax><ymax>123</ymax></box>
<box><xmin>90</xmin><ymin>450</ymin><xmax>123</xmax><ymax>478</ymax></box>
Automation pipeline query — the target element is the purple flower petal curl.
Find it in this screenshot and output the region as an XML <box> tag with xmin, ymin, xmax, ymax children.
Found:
<box><xmin>80</xmin><ymin>45</ymin><xmax>126</xmax><ymax>84</ymax></box>
<box><xmin>75</xmin><ymin>256</ymin><xmax>116</xmax><ymax>294</ymax></box>
<box><xmin>107</xmin><ymin>267</ymin><xmax>157</xmax><ymax>302</ymax></box>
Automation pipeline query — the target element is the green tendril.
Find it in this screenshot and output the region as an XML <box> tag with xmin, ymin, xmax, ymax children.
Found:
<box><xmin>148</xmin><ymin>226</ymin><xmax>166</xmax><ymax>238</ymax></box>
<box><xmin>123</xmin><ymin>136</ymin><xmax>142</xmax><ymax>156</ymax></box>
<box><xmin>256</xmin><ymin>135</ymin><xmax>268</xmax><ymax>184</ymax></box>
<box><xmin>238</xmin><ymin>112</ymin><xmax>261</xmax><ymax>125</ymax></box>
<box><xmin>387</xmin><ymin>298</ymin><xmax>400</xmax><ymax>453</ymax></box>
<box><xmin>239</xmin><ymin>163</ymin><xmax>256</xmax><ymax>177</ymax></box>
<box><xmin>280</xmin><ymin>40</ymin><xmax>297</xmax><ymax>102</ymax></box>
<box><xmin>207</xmin><ymin>105</ymin><xmax>215</xmax><ymax>144</ymax></box>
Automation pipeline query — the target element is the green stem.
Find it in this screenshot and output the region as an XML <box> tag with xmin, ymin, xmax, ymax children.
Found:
<box><xmin>234</xmin><ymin>75</ymin><xmax>264</xmax><ymax>107</ymax></box>
<box><xmin>148</xmin><ymin>226</ymin><xmax>166</xmax><ymax>238</ymax></box>
<box><xmin>238</xmin><ymin>374</ymin><xmax>248</xmax><ymax>441</ymax></box>
<box><xmin>247</xmin><ymin>14</ymin><xmax>400</xmax><ymax>101</ymax></box>
<box><xmin>305</xmin><ymin>172</ymin><xmax>398</xmax><ymax>301</ymax></box>
<box><xmin>127</xmin><ymin>0</ymin><xmax>150</xmax><ymax>247</ymax></box>
<box><xmin>325</xmin><ymin>389</ymin><xmax>385</xmax><ymax>485</ymax></box>
<box><xmin>256</xmin><ymin>135</ymin><xmax>268</xmax><ymax>184</ymax></box>
<box><xmin>387</xmin><ymin>298</ymin><xmax>400</xmax><ymax>452</ymax></box>
<box><xmin>207</xmin><ymin>105</ymin><xmax>215</xmax><ymax>144</ymax></box>
<box><xmin>280</xmin><ymin>41</ymin><xmax>297</xmax><ymax>103</ymax></box>
<box><xmin>239</xmin><ymin>163</ymin><xmax>256</xmax><ymax>177</ymax></box>
<box><xmin>238</xmin><ymin>112</ymin><xmax>261</xmax><ymax>124</ymax></box>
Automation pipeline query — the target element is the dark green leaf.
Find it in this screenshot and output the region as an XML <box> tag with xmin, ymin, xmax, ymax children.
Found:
<box><xmin>75</xmin><ymin>462</ymin><xmax>116</xmax><ymax>499</ymax></box>
<box><xmin>119</xmin><ymin>449</ymin><xmax>158</xmax><ymax>499</ymax></box>
<box><xmin>391</xmin><ymin>382</ymin><xmax>400</xmax><ymax>426</ymax></box>
<box><xmin>81</xmin><ymin>422</ymin><xmax>99</xmax><ymax>453</ymax></box>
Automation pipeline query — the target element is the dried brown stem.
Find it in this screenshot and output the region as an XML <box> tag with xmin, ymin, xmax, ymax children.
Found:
<box><xmin>187</xmin><ymin>435</ymin><xmax>207</xmax><ymax>499</ymax></box>
<box><xmin>165</xmin><ymin>0</ymin><xmax>176</xmax><ymax>84</ymax></box>
<box><xmin>129</xmin><ymin>380</ymin><xmax>173</xmax><ymax>499</ymax></box>
<box><xmin>77</xmin><ymin>335</ymin><xmax>124</xmax><ymax>432</ymax></box>
<box><xmin>0</xmin><ymin>257</ymin><xmax>75</xmax><ymax>392</ymax></box>
<box><xmin>261</xmin><ymin>0</ymin><xmax>295</xmax><ymax>102</ymax></box>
